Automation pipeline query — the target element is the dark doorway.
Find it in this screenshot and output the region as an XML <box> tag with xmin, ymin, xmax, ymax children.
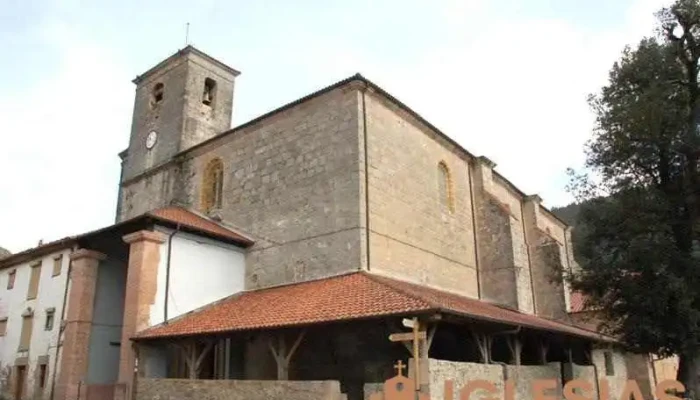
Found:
<box><xmin>15</xmin><ymin>365</ymin><xmax>26</xmax><ymax>400</ymax></box>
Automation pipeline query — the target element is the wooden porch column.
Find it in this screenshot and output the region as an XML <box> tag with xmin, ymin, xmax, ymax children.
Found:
<box><xmin>471</xmin><ymin>329</ymin><xmax>493</xmax><ymax>364</ymax></box>
<box><xmin>505</xmin><ymin>335</ymin><xmax>523</xmax><ymax>366</ymax></box>
<box><xmin>267</xmin><ymin>330</ymin><xmax>306</xmax><ymax>380</ymax></box>
<box><xmin>537</xmin><ymin>338</ymin><xmax>549</xmax><ymax>364</ymax></box>
<box><xmin>174</xmin><ymin>339</ymin><xmax>214</xmax><ymax>379</ymax></box>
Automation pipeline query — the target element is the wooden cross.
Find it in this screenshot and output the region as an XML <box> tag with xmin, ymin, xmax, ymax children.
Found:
<box><xmin>389</xmin><ymin>317</ymin><xmax>426</xmax><ymax>391</ymax></box>
<box><xmin>393</xmin><ymin>360</ymin><xmax>406</xmax><ymax>376</ymax></box>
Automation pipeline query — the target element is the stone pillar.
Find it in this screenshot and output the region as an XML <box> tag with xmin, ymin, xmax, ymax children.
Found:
<box><xmin>118</xmin><ymin>230</ymin><xmax>166</xmax><ymax>400</ymax></box>
<box><xmin>55</xmin><ymin>249</ymin><xmax>106</xmax><ymax>400</ymax></box>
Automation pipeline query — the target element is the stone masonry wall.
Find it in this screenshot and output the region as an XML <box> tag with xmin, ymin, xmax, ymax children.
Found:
<box><xmin>592</xmin><ymin>348</ymin><xmax>628</xmax><ymax>400</ymax></box>
<box><xmin>118</xmin><ymin>166</ymin><xmax>178</xmax><ymax>221</ymax></box>
<box><xmin>473</xmin><ymin>194</ymin><xmax>518</xmax><ymax>308</ymax></box>
<box><xmin>123</xmin><ymin>58</ymin><xmax>189</xmax><ymax>181</ymax></box>
<box><xmin>135</xmin><ymin>379</ymin><xmax>345</xmax><ymax>400</ymax></box>
<box><xmin>184</xmin><ymin>86</ymin><xmax>363</xmax><ymax>289</ymax></box>
<box><xmin>428</xmin><ymin>359</ymin><xmax>504</xmax><ymax>400</ymax></box>
<box><xmin>472</xmin><ymin>159</ymin><xmax>534</xmax><ymax>313</ymax></box>
<box><xmin>505</xmin><ymin>363</ymin><xmax>562</xmax><ymax>400</ymax></box>
<box><xmin>564</xmin><ymin>363</ymin><xmax>599</xmax><ymax>400</ymax></box>
<box><xmin>522</xmin><ymin>198</ymin><xmax>568</xmax><ymax>320</ymax></box>
<box><xmin>364</xmin><ymin>92</ymin><xmax>478</xmax><ymax>298</ymax></box>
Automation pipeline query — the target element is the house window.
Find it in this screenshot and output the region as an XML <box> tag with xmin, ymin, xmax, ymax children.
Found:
<box><xmin>27</xmin><ymin>263</ymin><xmax>41</xmax><ymax>300</ymax></box>
<box><xmin>151</xmin><ymin>82</ymin><xmax>164</xmax><ymax>107</ymax></box>
<box><xmin>604</xmin><ymin>351</ymin><xmax>615</xmax><ymax>376</ymax></box>
<box><xmin>203</xmin><ymin>78</ymin><xmax>216</xmax><ymax>106</ymax></box>
<box><xmin>0</xmin><ymin>318</ymin><xmax>7</xmax><ymax>336</ymax></box>
<box><xmin>201</xmin><ymin>158</ymin><xmax>224</xmax><ymax>213</ymax></box>
<box><xmin>7</xmin><ymin>269</ymin><xmax>15</xmax><ymax>290</ymax></box>
<box><xmin>44</xmin><ymin>309</ymin><xmax>55</xmax><ymax>331</ymax></box>
<box><xmin>438</xmin><ymin>161</ymin><xmax>455</xmax><ymax>213</ymax></box>
<box><xmin>52</xmin><ymin>255</ymin><xmax>62</xmax><ymax>277</ymax></box>
<box><xmin>19</xmin><ymin>314</ymin><xmax>33</xmax><ymax>351</ymax></box>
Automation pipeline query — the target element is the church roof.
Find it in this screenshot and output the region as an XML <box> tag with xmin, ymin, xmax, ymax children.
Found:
<box><xmin>0</xmin><ymin>206</ymin><xmax>253</xmax><ymax>268</ymax></box>
<box><xmin>134</xmin><ymin>272</ymin><xmax>611</xmax><ymax>343</ymax></box>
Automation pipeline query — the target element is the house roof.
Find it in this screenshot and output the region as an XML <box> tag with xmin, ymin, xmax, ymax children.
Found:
<box><xmin>0</xmin><ymin>247</ymin><xmax>12</xmax><ymax>260</ymax></box>
<box><xmin>0</xmin><ymin>206</ymin><xmax>253</xmax><ymax>268</ymax></box>
<box><xmin>134</xmin><ymin>272</ymin><xmax>610</xmax><ymax>342</ymax></box>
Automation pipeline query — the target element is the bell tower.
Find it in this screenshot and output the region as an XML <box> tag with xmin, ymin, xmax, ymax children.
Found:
<box><xmin>121</xmin><ymin>46</ymin><xmax>240</xmax><ymax>182</ymax></box>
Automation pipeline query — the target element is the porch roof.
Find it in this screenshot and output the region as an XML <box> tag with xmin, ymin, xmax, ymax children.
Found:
<box><xmin>133</xmin><ymin>272</ymin><xmax>610</xmax><ymax>342</ymax></box>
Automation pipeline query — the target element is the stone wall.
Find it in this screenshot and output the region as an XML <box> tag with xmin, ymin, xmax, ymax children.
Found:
<box><xmin>135</xmin><ymin>378</ymin><xmax>345</xmax><ymax>400</ymax></box>
<box><xmin>364</xmin><ymin>92</ymin><xmax>478</xmax><ymax>298</ymax></box>
<box><xmin>563</xmin><ymin>363</ymin><xmax>599</xmax><ymax>400</ymax></box>
<box><xmin>184</xmin><ymin>86</ymin><xmax>362</xmax><ymax>290</ymax></box>
<box><xmin>428</xmin><ymin>359</ymin><xmax>504</xmax><ymax>400</ymax></box>
<box><xmin>625</xmin><ymin>353</ymin><xmax>654</xmax><ymax>400</ymax></box>
<box><xmin>472</xmin><ymin>158</ymin><xmax>534</xmax><ymax>313</ymax></box>
<box><xmin>427</xmin><ymin>359</ymin><xmax>597</xmax><ymax>400</ymax></box>
<box><xmin>592</xmin><ymin>348</ymin><xmax>629</xmax><ymax>400</ymax></box>
<box><xmin>506</xmin><ymin>363</ymin><xmax>562</xmax><ymax>400</ymax></box>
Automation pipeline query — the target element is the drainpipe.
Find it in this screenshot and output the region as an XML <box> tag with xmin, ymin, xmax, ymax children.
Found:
<box><xmin>164</xmin><ymin>224</ymin><xmax>181</xmax><ymax>324</ymax></box>
<box><xmin>50</xmin><ymin>243</ymin><xmax>78</xmax><ymax>400</ymax></box>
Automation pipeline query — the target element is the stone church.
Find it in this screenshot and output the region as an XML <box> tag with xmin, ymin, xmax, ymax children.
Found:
<box><xmin>0</xmin><ymin>45</ymin><xmax>668</xmax><ymax>400</ymax></box>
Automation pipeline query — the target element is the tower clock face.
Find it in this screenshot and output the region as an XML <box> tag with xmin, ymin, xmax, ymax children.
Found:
<box><xmin>146</xmin><ymin>130</ymin><xmax>158</xmax><ymax>150</ymax></box>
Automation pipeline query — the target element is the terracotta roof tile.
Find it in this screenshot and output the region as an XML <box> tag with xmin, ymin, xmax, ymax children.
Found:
<box><xmin>368</xmin><ymin>274</ymin><xmax>605</xmax><ymax>340</ymax></box>
<box><xmin>135</xmin><ymin>272</ymin><xmax>608</xmax><ymax>342</ymax></box>
<box><xmin>568</xmin><ymin>290</ymin><xmax>600</xmax><ymax>314</ymax></box>
<box><xmin>146</xmin><ymin>207</ymin><xmax>253</xmax><ymax>246</ymax></box>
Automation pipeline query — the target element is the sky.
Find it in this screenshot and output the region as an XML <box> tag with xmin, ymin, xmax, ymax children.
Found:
<box><xmin>0</xmin><ymin>0</ymin><xmax>672</xmax><ymax>252</ymax></box>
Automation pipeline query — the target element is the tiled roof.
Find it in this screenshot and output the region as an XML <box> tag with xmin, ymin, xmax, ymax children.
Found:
<box><xmin>135</xmin><ymin>272</ymin><xmax>609</xmax><ymax>342</ymax></box>
<box><xmin>569</xmin><ymin>291</ymin><xmax>598</xmax><ymax>313</ymax></box>
<box><xmin>0</xmin><ymin>206</ymin><xmax>253</xmax><ymax>269</ymax></box>
<box><xmin>146</xmin><ymin>207</ymin><xmax>253</xmax><ymax>246</ymax></box>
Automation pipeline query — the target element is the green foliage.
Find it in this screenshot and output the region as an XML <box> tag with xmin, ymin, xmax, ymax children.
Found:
<box><xmin>568</xmin><ymin>0</ymin><xmax>700</xmax><ymax>391</ymax></box>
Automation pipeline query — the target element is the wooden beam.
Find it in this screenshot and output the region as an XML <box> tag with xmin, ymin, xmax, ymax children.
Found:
<box><xmin>267</xmin><ymin>330</ymin><xmax>306</xmax><ymax>380</ymax></box>
<box><xmin>285</xmin><ymin>329</ymin><xmax>306</xmax><ymax>363</ymax></box>
<box><xmin>389</xmin><ymin>332</ymin><xmax>427</xmax><ymax>342</ymax></box>
<box><xmin>471</xmin><ymin>329</ymin><xmax>492</xmax><ymax>364</ymax></box>
<box><xmin>505</xmin><ymin>335</ymin><xmax>522</xmax><ymax>366</ymax></box>
<box><xmin>427</xmin><ymin>324</ymin><xmax>438</xmax><ymax>351</ymax></box>
<box><xmin>538</xmin><ymin>338</ymin><xmax>549</xmax><ymax>365</ymax></box>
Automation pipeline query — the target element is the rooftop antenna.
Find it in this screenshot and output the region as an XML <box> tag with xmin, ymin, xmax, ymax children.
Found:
<box><xmin>185</xmin><ymin>22</ymin><xmax>190</xmax><ymax>46</ymax></box>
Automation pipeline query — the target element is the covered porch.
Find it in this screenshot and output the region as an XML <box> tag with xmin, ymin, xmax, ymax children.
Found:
<box><xmin>131</xmin><ymin>272</ymin><xmax>613</xmax><ymax>400</ymax></box>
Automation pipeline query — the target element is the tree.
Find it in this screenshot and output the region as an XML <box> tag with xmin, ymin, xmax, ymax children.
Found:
<box><xmin>567</xmin><ymin>1</ymin><xmax>700</xmax><ymax>395</ymax></box>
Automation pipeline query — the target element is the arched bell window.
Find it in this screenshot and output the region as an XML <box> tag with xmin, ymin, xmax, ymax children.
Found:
<box><xmin>150</xmin><ymin>82</ymin><xmax>164</xmax><ymax>108</ymax></box>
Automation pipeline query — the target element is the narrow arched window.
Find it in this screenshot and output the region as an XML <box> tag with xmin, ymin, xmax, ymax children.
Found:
<box><xmin>438</xmin><ymin>161</ymin><xmax>455</xmax><ymax>213</ymax></box>
<box><xmin>202</xmin><ymin>158</ymin><xmax>224</xmax><ymax>213</ymax></box>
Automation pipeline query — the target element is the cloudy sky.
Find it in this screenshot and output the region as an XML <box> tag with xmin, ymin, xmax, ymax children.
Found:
<box><xmin>0</xmin><ymin>0</ymin><xmax>670</xmax><ymax>252</ymax></box>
